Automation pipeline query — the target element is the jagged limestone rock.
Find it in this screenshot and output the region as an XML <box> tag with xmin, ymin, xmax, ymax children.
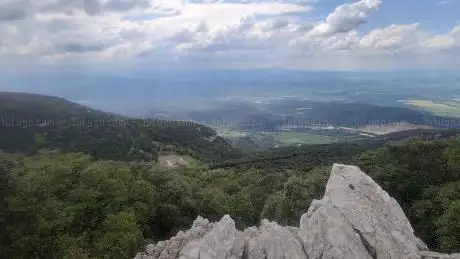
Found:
<box><xmin>299</xmin><ymin>163</ymin><xmax>421</xmax><ymax>259</ymax></box>
<box><xmin>137</xmin><ymin>164</ymin><xmax>459</xmax><ymax>259</ymax></box>
<box><xmin>136</xmin><ymin>216</ymin><xmax>215</xmax><ymax>259</ymax></box>
<box><xmin>244</xmin><ymin>219</ymin><xmax>308</xmax><ymax>259</ymax></box>
<box><xmin>298</xmin><ymin>199</ymin><xmax>373</xmax><ymax>259</ymax></box>
<box><xmin>417</xmin><ymin>238</ymin><xmax>430</xmax><ymax>251</ymax></box>
<box><xmin>179</xmin><ymin>215</ymin><xmax>245</xmax><ymax>259</ymax></box>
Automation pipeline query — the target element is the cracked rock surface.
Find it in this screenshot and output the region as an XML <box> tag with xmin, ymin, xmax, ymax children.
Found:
<box><xmin>136</xmin><ymin>164</ymin><xmax>460</xmax><ymax>259</ymax></box>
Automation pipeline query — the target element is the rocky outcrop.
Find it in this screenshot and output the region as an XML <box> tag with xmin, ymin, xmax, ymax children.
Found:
<box><xmin>299</xmin><ymin>164</ymin><xmax>421</xmax><ymax>259</ymax></box>
<box><xmin>136</xmin><ymin>164</ymin><xmax>460</xmax><ymax>259</ymax></box>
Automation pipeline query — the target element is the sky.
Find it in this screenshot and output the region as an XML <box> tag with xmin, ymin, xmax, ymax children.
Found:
<box><xmin>0</xmin><ymin>0</ymin><xmax>459</xmax><ymax>71</ymax></box>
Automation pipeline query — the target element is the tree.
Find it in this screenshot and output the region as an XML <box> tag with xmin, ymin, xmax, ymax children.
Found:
<box><xmin>2</xmin><ymin>152</ymin><xmax>155</xmax><ymax>258</ymax></box>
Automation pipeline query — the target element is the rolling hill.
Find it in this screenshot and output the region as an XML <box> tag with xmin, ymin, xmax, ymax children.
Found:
<box><xmin>0</xmin><ymin>92</ymin><xmax>243</xmax><ymax>162</ymax></box>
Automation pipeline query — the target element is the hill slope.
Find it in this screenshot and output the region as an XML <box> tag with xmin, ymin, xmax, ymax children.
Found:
<box><xmin>0</xmin><ymin>92</ymin><xmax>242</xmax><ymax>162</ymax></box>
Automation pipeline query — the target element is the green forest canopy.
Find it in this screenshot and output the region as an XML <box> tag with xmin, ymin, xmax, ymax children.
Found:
<box><xmin>1</xmin><ymin>137</ymin><xmax>460</xmax><ymax>258</ymax></box>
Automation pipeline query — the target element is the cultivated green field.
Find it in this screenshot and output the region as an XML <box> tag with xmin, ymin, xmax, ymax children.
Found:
<box><xmin>273</xmin><ymin>132</ymin><xmax>335</xmax><ymax>145</ymax></box>
<box><xmin>402</xmin><ymin>99</ymin><xmax>460</xmax><ymax>118</ymax></box>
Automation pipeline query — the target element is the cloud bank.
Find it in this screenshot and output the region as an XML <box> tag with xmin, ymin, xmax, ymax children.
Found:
<box><xmin>0</xmin><ymin>0</ymin><xmax>459</xmax><ymax>69</ymax></box>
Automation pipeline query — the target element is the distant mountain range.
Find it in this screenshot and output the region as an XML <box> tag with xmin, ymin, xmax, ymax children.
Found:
<box><xmin>1</xmin><ymin>69</ymin><xmax>459</xmax><ymax>117</ymax></box>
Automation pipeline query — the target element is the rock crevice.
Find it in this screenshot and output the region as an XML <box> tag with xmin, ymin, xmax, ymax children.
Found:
<box><xmin>136</xmin><ymin>164</ymin><xmax>460</xmax><ymax>259</ymax></box>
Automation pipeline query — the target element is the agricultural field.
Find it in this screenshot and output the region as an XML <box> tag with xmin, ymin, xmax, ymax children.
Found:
<box><xmin>401</xmin><ymin>99</ymin><xmax>460</xmax><ymax>118</ymax></box>
<box><xmin>272</xmin><ymin>132</ymin><xmax>336</xmax><ymax>146</ymax></box>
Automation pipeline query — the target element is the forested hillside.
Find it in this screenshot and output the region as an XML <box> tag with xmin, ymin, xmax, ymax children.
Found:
<box><xmin>0</xmin><ymin>92</ymin><xmax>243</xmax><ymax>163</ymax></box>
<box><xmin>210</xmin><ymin>128</ymin><xmax>459</xmax><ymax>170</ymax></box>
<box><xmin>2</xmin><ymin>138</ymin><xmax>460</xmax><ymax>258</ymax></box>
<box><xmin>1</xmin><ymin>92</ymin><xmax>460</xmax><ymax>258</ymax></box>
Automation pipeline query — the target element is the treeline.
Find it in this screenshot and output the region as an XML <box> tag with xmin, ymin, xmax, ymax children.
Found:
<box><xmin>209</xmin><ymin>142</ymin><xmax>367</xmax><ymax>170</ymax></box>
<box><xmin>0</xmin><ymin>151</ymin><xmax>329</xmax><ymax>258</ymax></box>
<box><xmin>210</xmin><ymin>129</ymin><xmax>460</xmax><ymax>171</ymax></box>
<box><xmin>2</xmin><ymin>137</ymin><xmax>460</xmax><ymax>258</ymax></box>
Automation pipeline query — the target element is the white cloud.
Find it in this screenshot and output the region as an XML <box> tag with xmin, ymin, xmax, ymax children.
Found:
<box><xmin>424</xmin><ymin>25</ymin><xmax>460</xmax><ymax>50</ymax></box>
<box><xmin>310</xmin><ymin>0</ymin><xmax>381</xmax><ymax>36</ymax></box>
<box><xmin>0</xmin><ymin>0</ymin><xmax>155</xmax><ymax>20</ymax></box>
<box><xmin>153</xmin><ymin>2</ymin><xmax>310</xmax><ymax>26</ymax></box>
<box><xmin>359</xmin><ymin>23</ymin><xmax>420</xmax><ymax>51</ymax></box>
<box><xmin>0</xmin><ymin>0</ymin><xmax>459</xmax><ymax>69</ymax></box>
<box><xmin>287</xmin><ymin>0</ymin><xmax>381</xmax><ymax>55</ymax></box>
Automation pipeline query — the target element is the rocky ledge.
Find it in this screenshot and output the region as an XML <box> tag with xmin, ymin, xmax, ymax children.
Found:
<box><xmin>136</xmin><ymin>164</ymin><xmax>460</xmax><ymax>259</ymax></box>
